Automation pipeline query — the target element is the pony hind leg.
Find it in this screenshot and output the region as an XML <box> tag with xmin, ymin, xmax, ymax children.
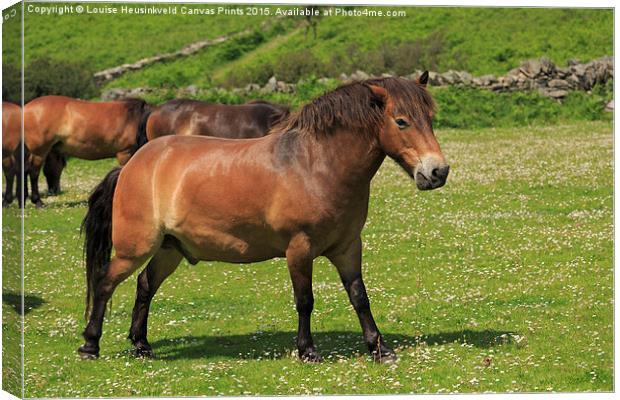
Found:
<box><xmin>78</xmin><ymin>255</ymin><xmax>146</xmax><ymax>359</ymax></box>
<box><xmin>327</xmin><ymin>237</ymin><xmax>396</xmax><ymax>363</ymax></box>
<box><xmin>2</xmin><ymin>157</ymin><xmax>15</xmax><ymax>207</ymax></box>
<box><xmin>43</xmin><ymin>149</ymin><xmax>66</xmax><ymax>195</ymax></box>
<box><xmin>128</xmin><ymin>246</ymin><xmax>183</xmax><ymax>357</ymax></box>
<box><xmin>27</xmin><ymin>153</ymin><xmax>45</xmax><ymax>208</ymax></box>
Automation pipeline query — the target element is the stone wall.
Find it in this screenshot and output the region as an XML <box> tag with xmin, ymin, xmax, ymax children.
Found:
<box><xmin>102</xmin><ymin>56</ymin><xmax>613</xmax><ymax>101</ymax></box>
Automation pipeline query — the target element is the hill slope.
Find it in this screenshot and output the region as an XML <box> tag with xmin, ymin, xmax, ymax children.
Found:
<box><xmin>102</xmin><ymin>7</ymin><xmax>613</xmax><ymax>89</ymax></box>
<box><xmin>4</xmin><ymin>5</ymin><xmax>612</xmax><ymax>89</ymax></box>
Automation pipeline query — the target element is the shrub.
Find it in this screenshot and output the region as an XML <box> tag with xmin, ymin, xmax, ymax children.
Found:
<box><xmin>271</xmin><ymin>49</ymin><xmax>325</xmax><ymax>83</ymax></box>
<box><xmin>2</xmin><ymin>63</ymin><xmax>21</xmax><ymax>103</ymax></box>
<box><xmin>217</xmin><ymin>31</ymin><xmax>265</xmax><ymax>62</ymax></box>
<box><xmin>23</xmin><ymin>57</ymin><xmax>97</xmax><ymax>102</ymax></box>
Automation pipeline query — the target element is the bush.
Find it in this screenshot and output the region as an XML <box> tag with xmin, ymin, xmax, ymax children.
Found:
<box><xmin>2</xmin><ymin>63</ymin><xmax>21</xmax><ymax>103</ymax></box>
<box><xmin>271</xmin><ymin>50</ymin><xmax>325</xmax><ymax>83</ymax></box>
<box><xmin>23</xmin><ymin>57</ymin><xmax>97</xmax><ymax>102</ymax></box>
<box><xmin>217</xmin><ymin>31</ymin><xmax>265</xmax><ymax>62</ymax></box>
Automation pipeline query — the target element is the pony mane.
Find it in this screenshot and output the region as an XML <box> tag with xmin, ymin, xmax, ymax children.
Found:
<box><xmin>120</xmin><ymin>98</ymin><xmax>150</xmax><ymax>118</ymax></box>
<box><xmin>119</xmin><ymin>98</ymin><xmax>153</xmax><ymax>156</ymax></box>
<box><xmin>273</xmin><ymin>77</ymin><xmax>435</xmax><ymax>137</ymax></box>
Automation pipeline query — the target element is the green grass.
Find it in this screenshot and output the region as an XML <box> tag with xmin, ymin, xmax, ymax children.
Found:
<box><xmin>5</xmin><ymin>5</ymin><xmax>611</xmax><ymax>86</ymax></box>
<box><xmin>4</xmin><ymin>3</ymin><xmax>275</xmax><ymax>69</ymax></box>
<box><xmin>2</xmin><ymin>120</ymin><xmax>613</xmax><ymax>396</ymax></box>
<box><xmin>210</xmin><ymin>7</ymin><xmax>612</xmax><ymax>86</ymax></box>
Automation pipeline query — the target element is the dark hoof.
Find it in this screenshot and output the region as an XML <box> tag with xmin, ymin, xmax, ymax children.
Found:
<box><xmin>33</xmin><ymin>200</ymin><xmax>44</xmax><ymax>208</ymax></box>
<box><xmin>2</xmin><ymin>200</ymin><xmax>10</xmax><ymax>208</ymax></box>
<box><xmin>77</xmin><ymin>344</ymin><xmax>99</xmax><ymax>359</ymax></box>
<box><xmin>371</xmin><ymin>348</ymin><xmax>397</xmax><ymax>364</ymax></box>
<box><xmin>299</xmin><ymin>347</ymin><xmax>323</xmax><ymax>363</ymax></box>
<box><xmin>134</xmin><ymin>346</ymin><xmax>155</xmax><ymax>358</ymax></box>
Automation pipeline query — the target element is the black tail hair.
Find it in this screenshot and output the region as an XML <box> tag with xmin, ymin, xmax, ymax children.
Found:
<box><xmin>81</xmin><ymin>167</ymin><xmax>122</xmax><ymax>319</ymax></box>
<box><xmin>128</xmin><ymin>105</ymin><xmax>153</xmax><ymax>157</ymax></box>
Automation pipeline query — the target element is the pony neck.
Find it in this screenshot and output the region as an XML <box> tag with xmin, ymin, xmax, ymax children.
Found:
<box><xmin>300</xmin><ymin>127</ymin><xmax>386</xmax><ymax>187</ymax></box>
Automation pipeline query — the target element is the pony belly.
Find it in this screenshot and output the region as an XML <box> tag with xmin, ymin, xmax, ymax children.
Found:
<box><xmin>57</xmin><ymin>140</ymin><xmax>117</xmax><ymax>160</ymax></box>
<box><xmin>173</xmin><ymin>229</ymin><xmax>285</xmax><ymax>264</ymax></box>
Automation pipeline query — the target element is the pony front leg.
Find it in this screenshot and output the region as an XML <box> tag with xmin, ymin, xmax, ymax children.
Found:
<box><xmin>79</xmin><ymin>256</ymin><xmax>142</xmax><ymax>359</ymax></box>
<box><xmin>328</xmin><ymin>237</ymin><xmax>396</xmax><ymax>363</ymax></box>
<box><xmin>286</xmin><ymin>234</ymin><xmax>321</xmax><ymax>362</ymax></box>
<box><xmin>2</xmin><ymin>157</ymin><xmax>15</xmax><ymax>207</ymax></box>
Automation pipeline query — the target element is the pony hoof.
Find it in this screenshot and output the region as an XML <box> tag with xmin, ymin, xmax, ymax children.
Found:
<box><xmin>371</xmin><ymin>349</ymin><xmax>397</xmax><ymax>364</ymax></box>
<box><xmin>134</xmin><ymin>347</ymin><xmax>155</xmax><ymax>358</ymax></box>
<box><xmin>33</xmin><ymin>201</ymin><xmax>44</xmax><ymax>208</ymax></box>
<box><xmin>299</xmin><ymin>348</ymin><xmax>323</xmax><ymax>363</ymax></box>
<box><xmin>77</xmin><ymin>344</ymin><xmax>99</xmax><ymax>359</ymax></box>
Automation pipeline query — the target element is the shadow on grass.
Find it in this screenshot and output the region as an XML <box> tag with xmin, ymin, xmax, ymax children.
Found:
<box><xmin>2</xmin><ymin>292</ymin><xmax>46</xmax><ymax>315</ymax></box>
<box><xmin>150</xmin><ymin>329</ymin><xmax>517</xmax><ymax>361</ymax></box>
<box><xmin>42</xmin><ymin>199</ymin><xmax>88</xmax><ymax>209</ymax></box>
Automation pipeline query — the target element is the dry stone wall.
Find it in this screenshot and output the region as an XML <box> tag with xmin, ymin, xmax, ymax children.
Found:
<box><xmin>102</xmin><ymin>56</ymin><xmax>613</xmax><ymax>102</ymax></box>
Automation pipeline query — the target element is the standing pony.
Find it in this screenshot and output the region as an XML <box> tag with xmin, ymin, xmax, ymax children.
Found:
<box><xmin>23</xmin><ymin>96</ymin><xmax>151</xmax><ymax>207</ymax></box>
<box><xmin>79</xmin><ymin>74</ymin><xmax>449</xmax><ymax>363</ymax></box>
<box><xmin>2</xmin><ymin>101</ymin><xmax>22</xmax><ymax>207</ymax></box>
<box><xmin>144</xmin><ymin>99</ymin><xmax>289</xmax><ymax>142</ymax></box>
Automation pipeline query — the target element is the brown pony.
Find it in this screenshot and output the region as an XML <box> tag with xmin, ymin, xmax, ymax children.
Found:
<box><xmin>2</xmin><ymin>101</ymin><xmax>22</xmax><ymax>207</ymax></box>
<box><xmin>144</xmin><ymin>99</ymin><xmax>289</xmax><ymax>142</ymax></box>
<box><xmin>23</xmin><ymin>96</ymin><xmax>151</xmax><ymax>207</ymax></box>
<box><xmin>79</xmin><ymin>74</ymin><xmax>449</xmax><ymax>363</ymax></box>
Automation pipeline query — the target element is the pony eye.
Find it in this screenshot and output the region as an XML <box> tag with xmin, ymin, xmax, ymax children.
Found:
<box><xmin>395</xmin><ymin>118</ymin><xmax>409</xmax><ymax>129</ymax></box>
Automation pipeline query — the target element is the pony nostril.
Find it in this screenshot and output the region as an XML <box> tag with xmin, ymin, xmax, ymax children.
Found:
<box><xmin>431</xmin><ymin>165</ymin><xmax>450</xmax><ymax>181</ymax></box>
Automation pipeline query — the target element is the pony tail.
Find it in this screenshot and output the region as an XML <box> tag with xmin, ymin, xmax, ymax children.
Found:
<box><xmin>128</xmin><ymin>104</ymin><xmax>153</xmax><ymax>156</ymax></box>
<box><xmin>81</xmin><ymin>167</ymin><xmax>122</xmax><ymax>320</ymax></box>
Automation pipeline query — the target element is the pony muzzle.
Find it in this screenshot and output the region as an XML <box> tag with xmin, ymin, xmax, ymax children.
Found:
<box><xmin>414</xmin><ymin>156</ymin><xmax>449</xmax><ymax>190</ymax></box>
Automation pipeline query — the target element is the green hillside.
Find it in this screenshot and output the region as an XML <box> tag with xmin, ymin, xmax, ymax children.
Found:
<box><xmin>208</xmin><ymin>7</ymin><xmax>614</xmax><ymax>87</ymax></box>
<box><xmin>3</xmin><ymin>3</ymin><xmax>278</xmax><ymax>68</ymax></box>
<box><xmin>4</xmin><ymin>5</ymin><xmax>612</xmax><ymax>88</ymax></box>
<box><xmin>2</xmin><ymin>4</ymin><xmax>613</xmax><ymax>129</ymax></box>
<box><xmin>105</xmin><ymin>7</ymin><xmax>612</xmax><ymax>89</ymax></box>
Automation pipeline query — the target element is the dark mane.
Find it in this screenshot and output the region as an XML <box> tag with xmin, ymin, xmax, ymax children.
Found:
<box><xmin>273</xmin><ymin>77</ymin><xmax>435</xmax><ymax>137</ymax></box>
<box><xmin>119</xmin><ymin>98</ymin><xmax>153</xmax><ymax>156</ymax></box>
<box><xmin>120</xmin><ymin>97</ymin><xmax>150</xmax><ymax>118</ymax></box>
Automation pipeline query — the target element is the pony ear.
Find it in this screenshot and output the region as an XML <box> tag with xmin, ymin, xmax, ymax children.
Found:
<box><xmin>417</xmin><ymin>71</ymin><xmax>429</xmax><ymax>87</ymax></box>
<box><xmin>366</xmin><ymin>84</ymin><xmax>389</xmax><ymax>102</ymax></box>
<box><xmin>367</xmin><ymin>84</ymin><xmax>388</xmax><ymax>99</ymax></box>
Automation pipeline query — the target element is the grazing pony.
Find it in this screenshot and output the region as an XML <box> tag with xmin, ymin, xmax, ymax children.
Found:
<box><xmin>79</xmin><ymin>74</ymin><xmax>449</xmax><ymax>363</ymax></box>
<box><xmin>2</xmin><ymin>101</ymin><xmax>22</xmax><ymax>207</ymax></box>
<box><xmin>144</xmin><ymin>99</ymin><xmax>289</xmax><ymax>142</ymax></box>
<box><xmin>22</xmin><ymin>96</ymin><xmax>152</xmax><ymax>207</ymax></box>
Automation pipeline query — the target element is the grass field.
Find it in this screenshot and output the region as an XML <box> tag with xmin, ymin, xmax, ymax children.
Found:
<box><xmin>1</xmin><ymin>120</ymin><xmax>613</xmax><ymax>396</ymax></box>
